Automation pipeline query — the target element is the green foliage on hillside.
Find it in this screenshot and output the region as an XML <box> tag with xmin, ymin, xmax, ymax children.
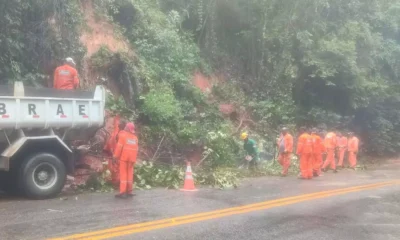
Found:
<box><xmin>0</xmin><ymin>0</ymin><xmax>85</xmax><ymax>85</ymax></box>
<box><xmin>2</xmin><ymin>0</ymin><xmax>400</xmax><ymax>162</ymax></box>
<box><xmin>93</xmin><ymin>0</ymin><xmax>241</xmax><ymax>166</ymax></box>
<box><xmin>161</xmin><ymin>0</ymin><xmax>400</xmax><ymax>156</ymax></box>
<box><xmin>142</xmin><ymin>86</ymin><xmax>183</xmax><ymax>124</ymax></box>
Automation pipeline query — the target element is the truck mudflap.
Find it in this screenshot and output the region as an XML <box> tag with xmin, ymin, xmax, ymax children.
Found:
<box><xmin>0</xmin><ymin>156</ymin><xmax>9</xmax><ymax>170</ymax></box>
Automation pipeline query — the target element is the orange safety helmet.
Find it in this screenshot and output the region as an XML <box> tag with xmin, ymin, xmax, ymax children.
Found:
<box><xmin>125</xmin><ymin>122</ymin><xmax>135</xmax><ymax>133</ymax></box>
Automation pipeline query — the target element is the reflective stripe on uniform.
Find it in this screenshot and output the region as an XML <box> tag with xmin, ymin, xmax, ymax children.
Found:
<box><xmin>127</xmin><ymin>139</ymin><xmax>137</xmax><ymax>144</ymax></box>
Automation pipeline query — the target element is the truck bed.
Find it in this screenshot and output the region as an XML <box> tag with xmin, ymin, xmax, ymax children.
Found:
<box><xmin>0</xmin><ymin>85</ymin><xmax>94</xmax><ymax>99</ymax></box>
<box><xmin>0</xmin><ymin>83</ymin><xmax>106</xmax><ymax>130</ymax></box>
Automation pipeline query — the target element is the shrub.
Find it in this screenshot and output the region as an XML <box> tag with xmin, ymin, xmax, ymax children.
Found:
<box><xmin>195</xmin><ymin>168</ymin><xmax>240</xmax><ymax>189</ymax></box>
<box><xmin>141</xmin><ymin>85</ymin><xmax>183</xmax><ymax>124</ymax></box>
<box><xmin>134</xmin><ymin>161</ymin><xmax>185</xmax><ymax>189</ymax></box>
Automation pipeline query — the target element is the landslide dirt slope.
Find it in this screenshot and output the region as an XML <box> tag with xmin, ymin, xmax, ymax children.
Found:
<box><xmin>79</xmin><ymin>0</ymin><xmax>133</xmax><ymax>89</ymax></box>
<box><xmin>65</xmin><ymin>0</ymin><xmax>135</xmax><ymax>189</ymax></box>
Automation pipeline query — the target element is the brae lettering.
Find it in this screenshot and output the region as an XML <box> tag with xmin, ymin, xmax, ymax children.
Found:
<box><xmin>0</xmin><ymin>103</ymin><xmax>89</xmax><ymax>117</ymax></box>
<box><xmin>57</xmin><ymin>104</ymin><xmax>64</xmax><ymax>115</ymax></box>
<box><xmin>28</xmin><ymin>104</ymin><xmax>37</xmax><ymax>115</ymax></box>
<box><xmin>79</xmin><ymin>105</ymin><xmax>86</xmax><ymax>116</ymax></box>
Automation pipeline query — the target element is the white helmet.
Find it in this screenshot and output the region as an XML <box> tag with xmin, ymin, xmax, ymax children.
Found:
<box><xmin>65</xmin><ymin>57</ymin><xmax>76</xmax><ymax>66</ymax></box>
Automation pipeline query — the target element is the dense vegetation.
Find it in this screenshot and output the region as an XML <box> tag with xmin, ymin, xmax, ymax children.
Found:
<box><xmin>0</xmin><ymin>0</ymin><xmax>84</xmax><ymax>86</ymax></box>
<box><xmin>1</xmin><ymin>0</ymin><xmax>400</xmax><ymax>169</ymax></box>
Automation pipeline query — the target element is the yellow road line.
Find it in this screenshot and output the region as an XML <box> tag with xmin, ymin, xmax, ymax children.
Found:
<box><xmin>52</xmin><ymin>181</ymin><xmax>392</xmax><ymax>239</ymax></box>
<box><xmin>49</xmin><ymin>181</ymin><xmax>399</xmax><ymax>240</ymax></box>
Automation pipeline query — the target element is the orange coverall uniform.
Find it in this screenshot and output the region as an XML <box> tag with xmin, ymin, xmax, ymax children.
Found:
<box><xmin>53</xmin><ymin>64</ymin><xmax>79</xmax><ymax>90</ymax></box>
<box><xmin>277</xmin><ymin>133</ymin><xmax>293</xmax><ymax>176</ymax></box>
<box><xmin>337</xmin><ymin>136</ymin><xmax>348</xmax><ymax>167</ymax></box>
<box><xmin>113</xmin><ymin>130</ymin><xmax>138</xmax><ymax>194</ymax></box>
<box><xmin>322</xmin><ymin>132</ymin><xmax>337</xmax><ymax>170</ymax></box>
<box><xmin>311</xmin><ymin>133</ymin><xmax>325</xmax><ymax>176</ymax></box>
<box><xmin>104</xmin><ymin>116</ymin><xmax>121</xmax><ymax>186</ymax></box>
<box><xmin>297</xmin><ymin>133</ymin><xmax>313</xmax><ymax>179</ymax></box>
<box><xmin>347</xmin><ymin>136</ymin><xmax>359</xmax><ymax>168</ymax></box>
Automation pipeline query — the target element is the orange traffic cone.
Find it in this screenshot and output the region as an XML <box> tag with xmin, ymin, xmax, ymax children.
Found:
<box><xmin>180</xmin><ymin>161</ymin><xmax>198</xmax><ymax>192</ymax></box>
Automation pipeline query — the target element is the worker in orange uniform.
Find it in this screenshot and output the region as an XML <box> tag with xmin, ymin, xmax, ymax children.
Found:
<box><xmin>113</xmin><ymin>122</ymin><xmax>138</xmax><ymax>199</ymax></box>
<box><xmin>311</xmin><ymin>128</ymin><xmax>325</xmax><ymax>177</ymax></box>
<box><xmin>53</xmin><ymin>57</ymin><xmax>80</xmax><ymax>90</ymax></box>
<box><xmin>104</xmin><ymin>117</ymin><xmax>126</xmax><ymax>188</ymax></box>
<box><xmin>347</xmin><ymin>132</ymin><xmax>359</xmax><ymax>169</ymax></box>
<box><xmin>336</xmin><ymin>132</ymin><xmax>348</xmax><ymax>169</ymax></box>
<box><xmin>104</xmin><ymin>116</ymin><xmax>123</xmax><ymax>153</ymax></box>
<box><xmin>322</xmin><ymin>131</ymin><xmax>337</xmax><ymax>173</ymax></box>
<box><xmin>277</xmin><ymin>127</ymin><xmax>293</xmax><ymax>177</ymax></box>
<box><xmin>296</xmin><ymin>127</ymin><xmax>313</xmax><ymax>179</ymax></box>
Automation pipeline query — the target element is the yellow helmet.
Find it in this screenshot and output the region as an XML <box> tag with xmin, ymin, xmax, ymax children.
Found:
<box><xmin>240</xmin><ymin>132</ymin><xmax>248</xmax><ymax>140</ymax></box>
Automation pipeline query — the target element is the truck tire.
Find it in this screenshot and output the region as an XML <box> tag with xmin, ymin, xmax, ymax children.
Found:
<box><xmin>19</xmin><ymin>153</ymin><xmax>66</xmax><ymax>199</ymax></box>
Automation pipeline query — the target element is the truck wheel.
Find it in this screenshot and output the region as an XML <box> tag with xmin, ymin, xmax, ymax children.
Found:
<box><xmin>20</xmin><ymin>153</ymin><xmax>66</xmax><ymax>199</ymax></box>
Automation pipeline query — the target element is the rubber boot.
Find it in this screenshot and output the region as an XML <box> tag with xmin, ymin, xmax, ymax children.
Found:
<box><xmin>115</xmin><ymin>193</ymin><xmax>127</xmax><ymax>199</ymax></box>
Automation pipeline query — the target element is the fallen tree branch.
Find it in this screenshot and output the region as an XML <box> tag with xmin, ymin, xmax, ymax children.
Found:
<box><xmin>232</xmin><ymin>118</ymin><xmax>257</xmax><ymax>136</ymax></box>
<box><xmin>139</xmin><ymin>149</ymin><xmax>151</xmax><ymax>160</ymax></box>
<box><xmin>195</xmin><ymin>152</ymin><xmax>212</xmax><ymax>168</ymax></box>
<box><xmin>235</xmin><ymin>117</ymin><xmax>244</xmax><ymax>133</ymax></box>
<box><xmin>151</xmin><ymin>135</ymin><xmax>165</xmax><ymax>162</ymax></box>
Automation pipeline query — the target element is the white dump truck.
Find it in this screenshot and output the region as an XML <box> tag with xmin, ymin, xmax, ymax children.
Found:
<box><xmin>0</xmin><ymin>82</ymin><xmax>106</xmax><ymax>199</ymax></box>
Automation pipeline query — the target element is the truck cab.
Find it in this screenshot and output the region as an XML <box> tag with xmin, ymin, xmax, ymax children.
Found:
<box><xmin>0</xmin><ymin>82</ymin><xmax>106</xmax><ymax>199</ymax></box>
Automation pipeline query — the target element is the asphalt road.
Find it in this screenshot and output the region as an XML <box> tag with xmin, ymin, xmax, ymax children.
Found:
<box><xmin>1</xmin><ymin>160</ymin><xmax>400</xmax><ymax>240</ymax></box>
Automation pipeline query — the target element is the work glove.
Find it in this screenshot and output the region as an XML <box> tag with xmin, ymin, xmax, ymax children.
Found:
<box><xmin>245</xmin><ymin>155</ymin><xmax>253</xmax><ymax>161</ymax></box>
